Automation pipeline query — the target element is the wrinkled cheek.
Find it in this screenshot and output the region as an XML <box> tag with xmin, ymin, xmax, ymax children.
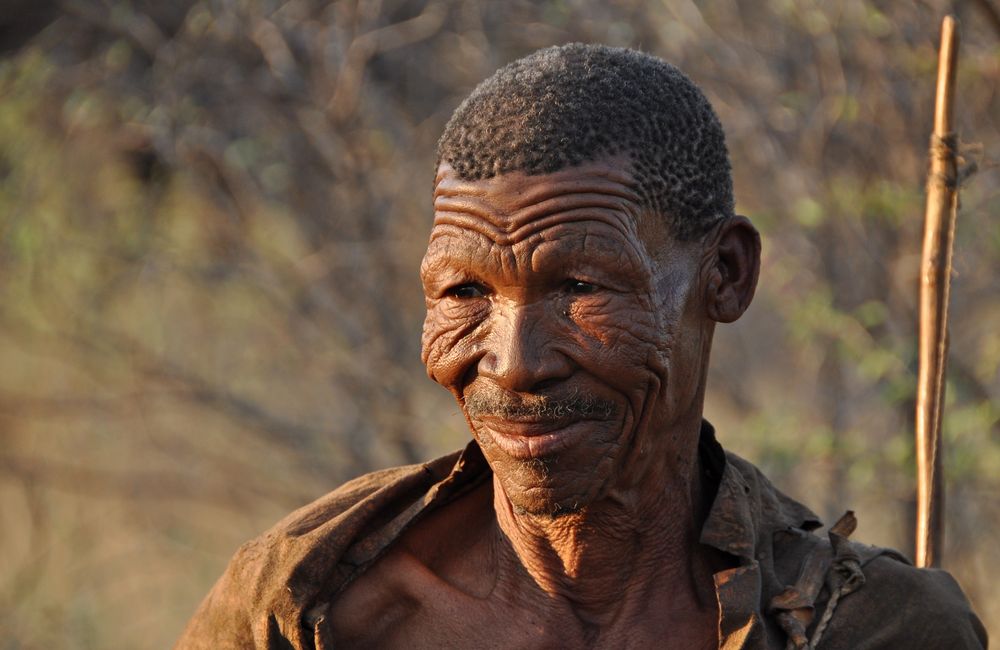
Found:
<box><xmin>581</xmin><ymin>314</ymin><xmax>667</xmax><ymax>385</ymax></box>
<box><xmin>587</xmin><ymin>322</ymin><xmax>671</xmax><ymax>439</ymax></box>
<box><xmin>419</xmin><ymin>312</ymin><xmax>440</xmax><ymax>366</ymax></box>
<box><xmin>421</xmin><ymin>312</ymin><xmax>479</xmax><ymax>392</ymax></box>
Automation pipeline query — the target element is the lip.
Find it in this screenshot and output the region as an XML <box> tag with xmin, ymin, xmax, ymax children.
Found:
<box><xmin>475</xmin><ymin>417</ymin><xmax>591</xmax><ymax>459</ymax></box>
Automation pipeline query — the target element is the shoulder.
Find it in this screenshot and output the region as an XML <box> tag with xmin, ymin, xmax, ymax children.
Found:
<box><xmin>324</xmin><ymin>544</ymin><xmax>437</xmax><ymax>647</ymax></box>
<box><xmin>224</xmin><ymin>454</ymin><xmax>457</xmax><ymax>594</ymax></box>
<box><xmin>712</xmin><ymin>444</ymin><xmax>986</xmax><ymax>649</ymax></box>
<box><xmin>175</xmin><ymin>451</ymin><xmax>464</xmax><ymax>650</ymax></box>
<box><xmin>819</xmin><ymin>551</ymin><xmax>988</xmax><ymax>649</ymax></box>
<box><xmin>327</xmin><ymin>476</ymin><xmax>497</xmax><ymax>646</ymax></box>
<box><xmin>719</xmin><ymin>448</ymin><xmax>823</xmax><ymax>532</ymax></box>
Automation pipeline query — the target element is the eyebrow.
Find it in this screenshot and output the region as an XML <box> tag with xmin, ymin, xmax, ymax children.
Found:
<box><xmin>423</xmin><ymin>219</ymin><xmax>648</xmax><ymax>286</ymax></box>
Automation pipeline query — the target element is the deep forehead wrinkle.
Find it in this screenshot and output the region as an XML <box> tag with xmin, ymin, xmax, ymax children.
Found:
<box><xmin>426</xmin><ymin>216</ymin><xmax>646</xmax><ymax>273</ymax></box>
<box><xmin>433</xmin><ymin>163</ymin><xmax>643</xmax><ymax>246</ymax></box>
<box><xmin>431</xmin><ymin>206</ymin><xmax>639</xmax><ymax>248</ymax></box>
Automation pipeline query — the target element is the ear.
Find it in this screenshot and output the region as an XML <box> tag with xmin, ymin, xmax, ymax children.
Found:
<box><xmin>704</xmin><ymin>215</ymin><xmax>760</xmax><ymax>323</ymax></box>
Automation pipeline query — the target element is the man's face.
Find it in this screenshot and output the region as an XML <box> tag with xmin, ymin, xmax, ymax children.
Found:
<box><xmin>421</xmin><ymin>161</ymin><xmax>710</xmax><ymax>516</ymax></box>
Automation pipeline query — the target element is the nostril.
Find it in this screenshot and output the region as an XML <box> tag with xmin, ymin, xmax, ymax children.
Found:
<box><xmin>458</xmin><ymin>363</ymin><xmax>479</xmax><ymax>392</ymax></box>
<box><xmin>531</xmin><ymin>377</ymin><xmax>565</xmax><ymax>393</ymax></box>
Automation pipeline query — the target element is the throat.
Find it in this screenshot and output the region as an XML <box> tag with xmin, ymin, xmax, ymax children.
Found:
<box><xmin>490</xmin><ymin>474</ymin><xmax>714</xmax><ymax>628</ymax></box>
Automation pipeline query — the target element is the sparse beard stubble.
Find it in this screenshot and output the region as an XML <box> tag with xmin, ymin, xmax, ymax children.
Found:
<box><xmin>464</xmin><ymin>385</ymin><xmax>619</xmax><ymax>517</ymax></box>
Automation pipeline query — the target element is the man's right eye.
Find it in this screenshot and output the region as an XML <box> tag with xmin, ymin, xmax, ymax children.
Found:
<box><xmin>446</xmin><ymin>283</ymin><xmax>487</xmax><ymax>299</ymax></box>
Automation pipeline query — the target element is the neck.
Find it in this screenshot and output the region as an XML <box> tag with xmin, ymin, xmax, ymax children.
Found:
<box><xmin>490</xmin><ymin>420</ymin><xmax>716</xmax><ymax>627</ymax></box>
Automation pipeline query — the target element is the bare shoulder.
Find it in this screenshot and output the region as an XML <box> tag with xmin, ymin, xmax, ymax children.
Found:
<box><xmin>818</xmin><ymin>552</ymin><xmax>988</xmax><ymax>649</ymax></box>
<box><xmin>327</xmin><ymin>480</ymin><xmax>498</xmax><ymax>647</ymax></box>
<box><xmin>326</xmin><ymin>545</ymin><xmax>438</xmax><ymax>647</ymax></box>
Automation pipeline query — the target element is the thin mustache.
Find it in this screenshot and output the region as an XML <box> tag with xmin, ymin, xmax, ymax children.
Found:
<box><xmin>464</xmin><ymin>388</ymin><xmax>617</xmax><ymax>421</ymax></box>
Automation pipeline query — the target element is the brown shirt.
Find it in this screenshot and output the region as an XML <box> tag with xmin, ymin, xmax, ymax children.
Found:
<box><xmin>176</xmin><ymin>424</ymin><xmax>987</xmax><ymax>649</ymax></box>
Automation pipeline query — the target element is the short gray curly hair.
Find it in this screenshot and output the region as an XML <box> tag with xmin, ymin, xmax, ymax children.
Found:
<box><xmin>437</xmin><ymin>43</ymin><xmax>734</xmax><ymax>240</ymax></box>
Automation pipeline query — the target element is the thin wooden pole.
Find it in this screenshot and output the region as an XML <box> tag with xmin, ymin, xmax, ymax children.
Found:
<box><xmin>915</xmin><ymin>15</ymin><xmax>960</xmax><ymax>569</ymax></box>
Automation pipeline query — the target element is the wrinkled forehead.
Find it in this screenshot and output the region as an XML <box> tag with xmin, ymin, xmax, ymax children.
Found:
<box><xmin>431</xmin><ymin>161</ymin><xmax>669</xmax><ymax>249</ymax></box>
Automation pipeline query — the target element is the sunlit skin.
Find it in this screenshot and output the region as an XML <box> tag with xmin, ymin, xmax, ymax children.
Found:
<box><xmin>328</xmin><ymin>159</ymin><xmax>761</xmax><ymax>648</ymax></box>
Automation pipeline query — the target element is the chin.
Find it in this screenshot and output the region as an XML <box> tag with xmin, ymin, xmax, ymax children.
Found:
<box><xmin>514</xmin><ymin>500</ymin><xmax>586</xmax><ymax>519</ymax></box>
<box><xmin>497</xmin><ymin>465</ymin><xmax>600</xmax><ymax>519</ymax></box>
<box><xmin>475</xmin><ymin>424</ymin><xmax>620</xmax><ymax>517</ymax></box>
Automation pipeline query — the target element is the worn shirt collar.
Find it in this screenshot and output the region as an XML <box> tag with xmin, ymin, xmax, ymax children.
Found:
<box><xmin>427</xmin><ymin>420</ymin><xmax>823</xmax><ymax>649</ymax></box>
<box><xmin>698</xmin><ymin>420</ymin><xmax>821</xmax><ymax>560</ymax></box>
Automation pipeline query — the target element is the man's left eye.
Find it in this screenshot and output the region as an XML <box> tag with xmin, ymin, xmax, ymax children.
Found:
<box><xmin>565</xmin><ymin>280</ymin><xmax>598</xmax><ymax>295</ymax></box>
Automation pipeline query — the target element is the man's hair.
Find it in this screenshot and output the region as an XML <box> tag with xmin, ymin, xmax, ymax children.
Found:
<box><xmin>437</xmin><ymin>43</ymin><xmax>734</xmax><ymax>240</ymax></box>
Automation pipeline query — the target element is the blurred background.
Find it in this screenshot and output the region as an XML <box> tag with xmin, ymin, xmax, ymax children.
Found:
<box><xmin>0</xmin><ymin>0</ymin><xmax>997</xmax><ymax>647</ymax></box>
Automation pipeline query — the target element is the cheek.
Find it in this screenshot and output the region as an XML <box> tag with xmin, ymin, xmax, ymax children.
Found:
<box><xmin>570</xmin><ymin>295</ymin><xmax>666</xmax><ymax>371</ymax></box>
<box><xmin>421</xmin><ymin>299</ymin><xmax>486</xmax><ymax>389</ymax></box>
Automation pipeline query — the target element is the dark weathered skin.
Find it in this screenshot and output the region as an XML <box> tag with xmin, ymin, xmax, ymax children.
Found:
<box><xmin>328</xmin><ymin>159</ymin><xmax>761</xmax><ymax>648</ymax></box>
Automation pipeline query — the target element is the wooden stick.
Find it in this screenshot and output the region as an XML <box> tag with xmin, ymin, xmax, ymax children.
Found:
<box><xmin>915</xmin><ymin>15</ymin><xmax>960</xmax><ymax>569</ymax></box>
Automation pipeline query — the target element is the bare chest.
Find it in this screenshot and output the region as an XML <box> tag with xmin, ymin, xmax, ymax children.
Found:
<box><xmin>360</xmin><ymin>603</ymin><xmax>716</xmax><ymax>650</ymax></box>
<box><xmin>327</xmin><ymin>558</ymin><xmax>717</xmax><ymax>650</ymax></box>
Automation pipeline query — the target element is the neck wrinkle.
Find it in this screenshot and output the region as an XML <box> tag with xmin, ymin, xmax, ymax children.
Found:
<box><xmin>490</xmin><ymin>449</ymin><xmax>708</xmax><ymax>629</ymax></box>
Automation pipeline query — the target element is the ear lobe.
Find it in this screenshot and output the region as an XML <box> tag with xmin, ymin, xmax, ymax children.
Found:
<box><xmin>705</xmin><ymin>215</ymin><xmax>761</xmax><ymax>323</ymax></box>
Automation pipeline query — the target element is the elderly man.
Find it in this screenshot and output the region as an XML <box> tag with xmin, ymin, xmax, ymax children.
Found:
<box><xmin>177</xmin><ymin>44</ymin><xmax>986</xmax><ymax>649</ymax></box>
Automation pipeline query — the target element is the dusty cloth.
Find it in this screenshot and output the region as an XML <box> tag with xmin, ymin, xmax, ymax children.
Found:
<box><xmin>176</xmin><ymin>423</ymin><xmax>987</xmax><ymax>649</ymax></box>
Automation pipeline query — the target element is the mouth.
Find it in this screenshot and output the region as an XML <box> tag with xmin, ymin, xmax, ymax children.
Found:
<box><xmin>463</xmin><ymin>386</ymin><xmax>618</xmax><ymax>459</ymax></box>
<box><xmin>473</xmin><ymin>416</ymin><xmax>593</xmax><ymax>459</ymax></box>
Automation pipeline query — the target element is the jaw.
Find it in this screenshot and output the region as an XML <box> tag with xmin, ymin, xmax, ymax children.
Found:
<box><xmin>479</xmin><ymin>376</ymin><xmax>711</xmax><ymax>523</ymax></box>
<box><xmin>473</xmin><ymin>420</ymin><xmax>623</xmax><ymax>517</ymax></box>
<box><xmin>469</xmin><ymin>389</ymin><xmax>671</xmax><ymax>518</ymax></box>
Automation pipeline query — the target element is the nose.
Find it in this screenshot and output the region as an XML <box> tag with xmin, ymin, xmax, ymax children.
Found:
<box><xmin>478</xmin><ymin>302</ymin><xmax>574</xmax><ymax>393</ymax></box>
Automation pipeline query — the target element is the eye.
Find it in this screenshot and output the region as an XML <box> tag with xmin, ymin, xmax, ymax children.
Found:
<box><xmin>446</xmin><ymin>282</ymin><xmax>487</xmax><ymax>299</ymax></box>
<box><xmin>564</xmin><ymin>279</ymin><xmax>598</xmax><ymax>295</ymax></box>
